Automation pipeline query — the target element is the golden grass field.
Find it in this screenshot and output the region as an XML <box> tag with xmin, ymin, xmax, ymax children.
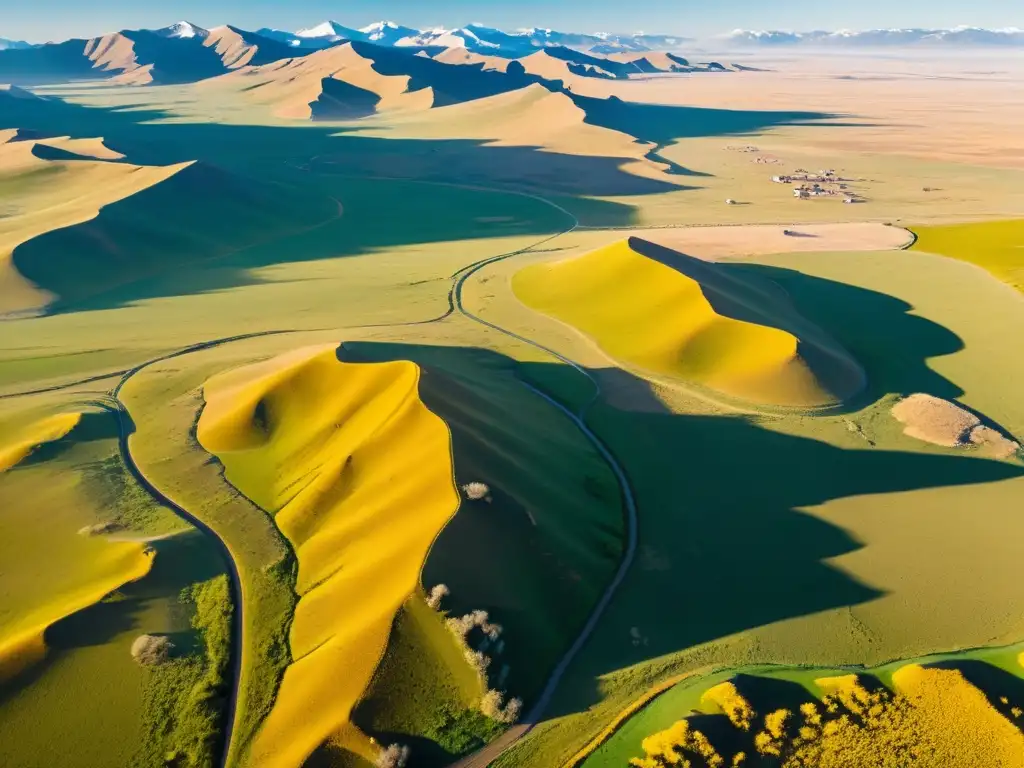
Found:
<box><xmin>627</xmin><ymin>662</ymin><xmax>1024</xmax><ymax>768</ymax></box>
<box><xmin>199</xmin><ymin>346</ymin><xmax>461</xmax><ymax>766</ymax></box>
<box><xmin>513</xmin><ymin>237</ymin><xmax>864</xmax><ymax>407</ymax></box>
<box><xmin>1</xmin><ymin>41</ymin><xmax>1023</xmax><ymax>768</ymax></box>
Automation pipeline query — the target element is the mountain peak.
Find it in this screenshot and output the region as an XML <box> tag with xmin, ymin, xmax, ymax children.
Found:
<box><xmin>153</xmin><ymin>21</ymin><xmax>209</xmax><ymax>39</ymax></box>
<box><xmin>295</xmin><ymin>20</ymin><xmax>358</xmax><ymax>39</ymax></box>
<box><xmin>359</xmin><ymin>20</ymin><xmax>419</xmax><ymax>44</ymax></box>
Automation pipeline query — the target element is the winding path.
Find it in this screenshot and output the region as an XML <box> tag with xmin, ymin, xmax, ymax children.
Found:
<box><xmin>104</xmin><ymin>330</ymin><xmax>298</xmax><ymax>768</ymax></box>
<box><xmin>3</xmin><ymin>173</ymin><xmax>641</xmax><ymax>768</ymax></box>
<box><xmin>448</xmin><ymin>201</ymin><xmax>639</xmax><ymax>768</ymax></box>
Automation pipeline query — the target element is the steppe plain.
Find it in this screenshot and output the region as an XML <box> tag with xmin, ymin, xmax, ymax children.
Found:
<box><xmin>1</xmin><ymin>34</ymin><xmax>1023</xmax><ymax>768</ymax></box>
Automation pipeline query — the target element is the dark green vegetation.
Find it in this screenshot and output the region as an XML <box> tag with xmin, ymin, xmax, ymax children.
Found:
<box><xmin>354</xmin><ymin>596</ymin><xmax>500</xmax><ymax>766</ymax></box>
<box><xmin>140</xmin><ymin>575</ymin><xmax>234</xmax><ymax>768</ymax></box>
<box><xmin>119</xmin><ymin>356</ymin><xmax>298</xmax><ymax>766</ymax></box>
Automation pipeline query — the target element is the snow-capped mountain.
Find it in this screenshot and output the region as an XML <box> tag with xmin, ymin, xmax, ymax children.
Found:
<box><xmin>295</xmin><ymin>20</ymin><xmax>362</xmax><ymax>41</ymax></box>
<box><xmin>152</xmin><ymin>21</ymin><xmax>210</xmax><ymax>39</ymax></box>
<box><xmin>723</xmin><ymin>26</ymin><xmax>1024</xmax><ymax>47</ymax></box>
<box><xmin>385</xmin><ymin>24</ymin><xmax>689</xmax><ymax>54</ymax></box>
<box><xmin>397</xmin><ymin>25</ymin><xmax>509</xmax><ymax>51</ymax></box>
<box><xmin>360</xmin><ymin>21</ymin><xmax>420</xmax><ymax>46</ymax></box>
<box><xmin>0</xmin><ymin>37</ymin><xmax>34</xmax><ymax>50</ymax></box>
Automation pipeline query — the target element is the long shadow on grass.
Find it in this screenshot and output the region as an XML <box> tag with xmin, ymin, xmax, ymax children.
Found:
<box><xmin>0</xmin><ymin>530</ymin><xmax>223</xmax><ymax>703</ymax></box>
<box><xmin>1</xmin><ymin>88</ymin><xmax>844</xmax><ymax>314</ymax></box>
<box><xmin>731</xmin><ymin>263</ymin><xmax>966</xmax><ymax>403</ymax></box>
<box><xmin>332</xmin><ymin>341</ymin><xmax>1023</xmax><ymax>727</ymax></box>
<box><xmin>47</xmin><ymin>530</ymin><xmax>224</xmax><ymax>651</ymax></box>
<box><xmin>526</xmin><ymin>363</ymin><xmax>1023</xmax><ymax>719</ymax></box>
<box><xmin>339</xmin><ymin>341</ymin><xmax>624</xmax><ymax>713</ymax></box>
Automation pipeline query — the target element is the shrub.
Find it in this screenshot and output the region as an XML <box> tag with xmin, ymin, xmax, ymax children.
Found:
<box><xmin>131</xmin><ymin>634</ymin><xmax>174</xmax><ymax>666</ymax></box>
<box><xmin>426</xmin><ymin>583</ymin><xmax>450</xmax><ymax>610</ymax></box>
<box><xmin>376</xmin><ymin>743</ymin><xmax>410</xmax><ymax>768</ymax></box>
<box><xmin>461</xmin><ymin>482</ymin><xmax>491</xmax><ymax>502</ymax></box>
<box><xmin>481</xmin><ymin>689</ymin><xmax>523</xmax><ymax>724</ymax></box>
<box><xmin>465</xmin><ymin>649</ymin><xmax>492</xmax><ymax>676</ymax></box>
<box><xmin>77</xmin><ymin>521</ymin><xmax>123</xmax><ymax>536</ymax></box>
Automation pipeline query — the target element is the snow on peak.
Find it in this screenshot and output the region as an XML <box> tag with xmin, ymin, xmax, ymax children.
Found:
<box><xmin>295</xmin><ymin>20</ymin><xmax>357</xmax><ymax>39</ymax></box>
<box><xmin>359</xmin><ymin>20</ymin><xmax>419</xmax><ymax>44</ymax></box>
<box><xmin>154</xmin><ymin>21</ymin><xmax>210</xmax><ymax>39</ymax></box>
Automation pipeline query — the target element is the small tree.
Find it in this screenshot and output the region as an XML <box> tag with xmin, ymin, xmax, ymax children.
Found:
<box><xmin>426</xmin><ymin>583</ymin><xmax>449</xmax><ymax>610</ymax></box>
<box><xmin>376</xmin><ymin>743</ymin><xmax>410</xmax><ymax>768</ymax></box>
<box><xmin>481</xmin><ymin>689</ymin><xmax>524</xmax><ymax>724</ymax></box>
<box><xmin>131</xmin><ymin>634</ymin><xmax>174</xmax><ymax>666</ymax></box>
<box><xmin>462</xmin><ymin>482</ymin><xmax>491</xmax><ymax>502</ymax></box>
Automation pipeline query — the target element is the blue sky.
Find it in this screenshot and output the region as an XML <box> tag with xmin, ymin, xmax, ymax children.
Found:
<box><xmin>4</xmin><ymin>0</ymin><xmax>1021</xmax><ymax>43</ymax></box>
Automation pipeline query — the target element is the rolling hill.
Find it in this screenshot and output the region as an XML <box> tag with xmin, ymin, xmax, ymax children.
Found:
<box><xmin>208</xmin><ymin>40</ymin><xmax>557</xmax><ymax>118</ymax></box>
<box><xmin>0</xmin><ymin>127</ymin><xmax>185</xmax><ymax>315</ymax></box>
<box><xmin>5</xmin><ymin>157</ymin><xmax>336</xmax><ymax>313</ymax></box>
<box><xmin>513</xmin><ymin>237</ymin><xmax>865</xmax><ymax>407</ymax></box>
<box><xmin>197</xmin><ymin>346</ymin><xmax>462</xmax><ymax>766</ymax></box>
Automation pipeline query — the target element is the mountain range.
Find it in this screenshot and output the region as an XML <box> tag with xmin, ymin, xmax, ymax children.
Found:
<box><xmin>0</xmin><ymin>19</ymin><xmax>731</xmax><ymax>88</ymax></box>
<box><xmin>250</xmin><ymin>21</ymin><xmax>689</xmax><ymax>55</ymax></box>
<box><xmin>723</xmin><ymin>26</ymin><xmax>1024</xmax><ymax>47</ymax></box>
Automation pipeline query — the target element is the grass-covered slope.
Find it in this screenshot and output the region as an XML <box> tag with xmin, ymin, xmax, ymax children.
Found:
<box><xmin>353</xmin><ymin>594</ymin><xmax>494</xmax><ymax>765</ymax></box>
<box><xmin>912</xmin><ymin>218</ymin><xmax>1024</xmax><ymax>294</ymax></box>
<box><xmin>0</xmin><ymin>409</ymin><xmax>155</xmax><ymax>682</ymax></box>
<box><xmin>0</xmin><ymin>131</ymin><xmax>184</xmax><ymax>315</ymax></box>
<box><xmin>0</xmin><ymin>402</ymin><xmax>226</xmax><ymax>768</ymax></box>
<box><xmin>341</xmin><ymin>342</ymin><xmax>624</xmax><ymax>709</ymax></box>
<box><xmin>513</xmin><ymin>237</ymin><xmax>864</xmax><ymax>407</ymax></box>
<box><xmin>197</xmin><ymin>345</ymin><xmax>461</xmax><ymax>767</ymax></box>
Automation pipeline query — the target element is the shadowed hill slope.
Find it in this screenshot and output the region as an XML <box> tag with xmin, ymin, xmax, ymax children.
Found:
<box><xmin>359</xmin><ymin>83</ymin><xmax>684</xmax><ymax>187</ymax></box>
<box><xmin>206</xmin><ymin>38</ymin><xmax>555</xmax><ymax>119</ymax></box>
<box><xmin>0</xmin><ymin>129</ymin><xmax>186</xmax><ymax>315</ymax></box>
<box><xmin>514</xmin><ymin>237</ymin><xmax>865</xmax><ymax>407</ymax></box>
<box><xmin>203</xmin><ymin>26</ymin><xmax>303</xmax><ymax>69</ymax></box>
<box><xmin>8</xmin><ymin>160</ymin><xmax>337</xmax><ymax>312</ymax></box>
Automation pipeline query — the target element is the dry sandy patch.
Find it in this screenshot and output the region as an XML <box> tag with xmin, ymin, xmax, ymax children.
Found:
<box><xmin>619</xmin><ymin>222</ymin><xmax>912</xmax><ymax>260</ymax></box>
<box><xmin>892</xmin><ymin>393</ymin><xmax>1021</xmax><ymax>459</ymax></box>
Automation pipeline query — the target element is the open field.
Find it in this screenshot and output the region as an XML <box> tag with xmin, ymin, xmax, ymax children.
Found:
<box><xmin>1</xmin><ymin>32</ymin><xmax>1023</xmax><ymax>768</ymax></box>
<box><xmin>912</xmin><ymin>218</ymin><xmax>1024</xmax><ymax>294</ymax></box>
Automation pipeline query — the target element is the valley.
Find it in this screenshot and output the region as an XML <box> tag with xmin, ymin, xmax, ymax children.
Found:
<box><xmin>1</xmin><ymin>12</ymin><xmax>1023</xmax><ymax>768</ymax></box>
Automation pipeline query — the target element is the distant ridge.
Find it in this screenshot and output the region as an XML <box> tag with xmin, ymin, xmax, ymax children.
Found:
<box><xmin>723</xmin><ymin>26</ymin><xmax>1024</xmax><ymax>47</ymax></box>
<box><xmin>0</xmin><ymin>38</ymin><xmax>34</xmax><ymax>51</ymax></box>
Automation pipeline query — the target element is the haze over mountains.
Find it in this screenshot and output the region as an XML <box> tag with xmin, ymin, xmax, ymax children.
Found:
<box><xmin>724</xmin><ymin>26</ymin><xmax>1024</xmax><ymax>47</ymax></box>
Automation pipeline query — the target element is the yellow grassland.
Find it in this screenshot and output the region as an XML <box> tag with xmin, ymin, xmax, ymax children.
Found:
<box><xmin>631</xmin><ymin>667</ymin><xmax>1024</xmax><ymax>767</ymax></box>
<box><xmin>0</xmin><ymin>411</ymin><xmax>81</xmax><ymax>471</ymax></box>
<box><xmin>513</xmin><ymin>238</ymin><xmax>862</xmax><ymax>407</ymax></box>
<box><xmin>0</xmin><ymin>539</ymin><xmax>154</xmax><ymax>682</ymax></box>
<box><xmin>197</xmin><ymin>344</ymin><xmax>461</xmax><ymax>766</ymax></box>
